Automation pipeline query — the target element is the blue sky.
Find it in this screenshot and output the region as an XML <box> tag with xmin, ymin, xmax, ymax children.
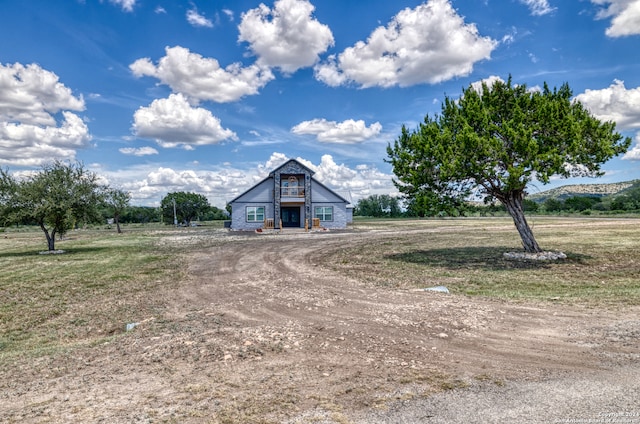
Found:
<box><xmin>1</xmin><ymin>0</ymin><xmax>639</xmax><ymax>208</ymax></box>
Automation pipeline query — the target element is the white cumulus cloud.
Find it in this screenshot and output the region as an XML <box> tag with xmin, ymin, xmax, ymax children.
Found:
<box><xmin>624</xmin><ymin>145</ymin><xmax>640</xmax><ymax>160</ymax></box>
<box><xmin>0</xmin><ymin>62</ymin><xmax>85</xmax><ymax>126</ymax></box>
<box><xmin>132</xmin><ymin>93</ymin><xmax>237</xmax><ymax>149</ymax></box>
<box><xmin>574</xmin><ymin>80</ymin><xmax>640</xmax><ymax>130</ymax></box>
<box><xmin>575</xmin><ymin>80</ymin><xmax>640</xmax><ymax>161</ymax></box>
<box><xmin>129</xmin><ymin>46</ymin><xmax>274</xmax><ymax>103</ymax></box>
<box><xmin>0</xmin><ymin>62</ymin><xmax>90</xmax><ymax>166</ymax></box>
<box><xmin>121</xmin><ymin>165</ymin><xmax>252</xmax><ymax>207</ymax></box>
<box><xmin>299</xmin><ymin>154</ymin><xmax>392</xmax><ymax>194</ymax></box>
<box><xmin>238</xmin><ymin>0</ymin><xmax>334</xmax><ymax>73</ymax></box>
<box><xmin>592</xmin><ymin>0</ymin><xmax>640</xmax><ymax>37</ymax></box>
<box><xmin>0</xmin><ymin>112</ymin><xmax>90</xmax><ymax>166</ymax></box>
<box><xmin>255</xmin><ymin>152</ymin><xmax>290</xmax><ymax>178</ymax></box>
<box><xmin>291</xmin><ymin>118</ymin><xmax>382</xmax><ymax>143</ymax></box>
<box><xmin>623</xmin><ymin>133</ymin><xmax>640</xmax><ymax>160</ymax></box>
<box><xmin>314</xmin><ymin>0</ymin><xmax>497</xmax><ymax>88</ymax></box>
<box><xmin>304</xmin><ymin>154</ymin><xmax>358</xmax><ymax>185</ymax></box>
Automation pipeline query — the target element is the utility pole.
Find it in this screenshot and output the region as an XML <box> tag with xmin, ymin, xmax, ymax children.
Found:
<box><xmin>172</xmin><ymin>197</ymin><xmax>178</xmax><ymax>226</ymax></box>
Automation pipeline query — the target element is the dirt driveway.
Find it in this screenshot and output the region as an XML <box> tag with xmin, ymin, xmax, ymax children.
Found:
<box><xmin>2</xmin><ymin>228</ymin><xmax>639</xmax><ymax>423</ymax></box>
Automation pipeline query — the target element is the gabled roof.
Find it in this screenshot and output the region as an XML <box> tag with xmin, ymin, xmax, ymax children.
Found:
<box><xmin>311</xmin><ymin>178</ymin><xmax>350</xmax><ymax>203</ymax></box>
<box><xmin>227</xmin><ymin>175</ymin><xmax>272</xmax><ymax>204</ymax></box>
<box><xmin>269</xmin><ymin>158</ymin><xmax>315</xmax><ymax>177</ymax></box>
<box><xmin>334</xmin><ymin>189</ymin><xmax>354</xmax><ymax>207</ymax></box>
<box><xmin>229</xmin><ymin>158</ymin><xmax>350</xmax><ymax>205</ymax></box>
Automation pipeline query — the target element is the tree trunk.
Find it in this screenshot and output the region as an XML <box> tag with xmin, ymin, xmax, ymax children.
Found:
<box><xmin>40</xmin><ymin>223</ymin><xmax>55</xmax><ymax>251</ymax></box>
<box><xmin>500</xmin><ymin>191</ymin><xmax>542</xmax><ymax>253</ymax></box>
<box><xmin>115</xmin><ymin>215</ymin><xmax>122</xmax><ymax>233</ymax></box>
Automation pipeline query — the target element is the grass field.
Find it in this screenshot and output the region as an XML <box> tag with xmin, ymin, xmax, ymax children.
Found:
<box><xmin>0</xmin><ymin>224</ymin><xmax>184</xmax><ymax>358</ymax></box>
<box><xmin>1</xmin><ymin>217</ymin><xmax>639</xmax><ymax>362</ymax></box>
<box><xmin>335</xmin><ymin>217</ymin><xmax>640</xmax><ymax>306</ymax></box>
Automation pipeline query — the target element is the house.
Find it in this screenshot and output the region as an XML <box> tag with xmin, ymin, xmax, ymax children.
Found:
<box><xmin>229</xmin><ymin>159</ymin><xmax>353</xmax><ymax>231</ymax></box>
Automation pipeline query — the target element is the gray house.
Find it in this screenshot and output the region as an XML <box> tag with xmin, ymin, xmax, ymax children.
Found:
<box><xmin>229</xmin><ymin>159</ymin><xmax>352</xmax><ymax>231</ymax></box>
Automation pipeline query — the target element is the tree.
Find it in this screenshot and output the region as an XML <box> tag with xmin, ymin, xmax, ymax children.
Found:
<box><xmin>160</xmin><ymin>192</ymin><xmax>210</xmax><ymax>226</ymax></box>
<box><xmin>104</xmin><ymin>188</ymin><xmax>131</xmax><ymax>233</ymax></box>
<box><xmin>564</xmin><ymin>196</ymin><xmax>601</xmax><ymax>212</ymax></box>
<box><xmin>120</xmin><ymin>206</ymin><xmax>162</xmax><ymax>224</ymax></box>
<box><xmin>543</xmin><ymin>198</ymin><xmax>564</xmax><ymax>213</ymax></box>
<box><xmin>404</xmin><ymin>191</ymin><xmax>471</xmax><ymax>217</ymax></box>
<box><xmin>200</xmin><ymin>205</ymin><xmax>229</xmax><ymax>221</ymax></box>
<box><xmin>607</xmin><ymin>182</ymin><xmax>640</xmax><ymax>211</ymax></box>
<box><xmin>355</xmin><ymin>194</ymin><xmax>402</xmax><ymax>217</ymax></box>
<box><xmin>0</xmin><ymin>169</ymin><xmax>18</xmax><ymax>227</ymax></box>
<box><xmin>387</xmin><ymin>77</ymin><xmax>631</xmax><ymax>253</ymax></box>
<box><xmin>522</xmin><ymin>198</ymin><xmax>540</xmax><ymax>213</ymax></box>
<box><xmin>610</xmin><ymin>194</ymin><xmax>640</xmax><ymax>211</ymax></box>
<box><xmin>0</xmin><ymin>161</ymin><xmax>105</xmax><ymax>251</ymax></box>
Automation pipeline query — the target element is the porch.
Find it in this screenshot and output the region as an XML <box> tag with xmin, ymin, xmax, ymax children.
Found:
<box><xmin>262</xmin><ymin>217</ymin><xmax>321</xmax><ymax>231</ymax></box>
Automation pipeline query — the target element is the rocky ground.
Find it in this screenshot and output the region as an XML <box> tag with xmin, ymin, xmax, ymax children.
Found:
<box><xmin>1</xmin><ymin>227</ymin><xmax>639</xmax><ymax>423</ymax></box>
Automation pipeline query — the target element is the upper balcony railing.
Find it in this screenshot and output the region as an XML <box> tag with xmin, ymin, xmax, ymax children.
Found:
<box><xmin>280</xmin><ymin>187</ymin><xmax>305</xmax><ymax>197</ymax></box>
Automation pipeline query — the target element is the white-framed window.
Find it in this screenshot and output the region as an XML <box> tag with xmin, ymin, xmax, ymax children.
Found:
<box><xmin>246</xmin><ymin>206</ymin><xmax>265</xmax><ymax>222</ymax></box>
<box><xmin>315</xmin><ymin>206</ymin><xmax>333</xmax><ymax>221</ymax></box>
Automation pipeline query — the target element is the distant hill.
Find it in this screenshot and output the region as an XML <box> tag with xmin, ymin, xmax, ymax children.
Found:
<box><xmin>528</xmin><ymin>180</ymin><xmax>640</xmax><ymax>202</ymax></box>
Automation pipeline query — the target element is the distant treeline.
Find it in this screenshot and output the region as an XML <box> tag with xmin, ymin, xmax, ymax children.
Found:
<box><xmin>354</xmin><ymin>184</ymin><xmax>640</xmax><ymax>218</ymax></box>
<box><xmin>532</xmin><ymin>193</ymin><xmax>640</xmax><ymax>214</ymax></box>
<box><xmin>98</xmin><ymin>205</ymin><xmax>229</xmax><ymax>224</ymax></box>
<box><xmin>5</xmin><ymin>205</ymin><xmax>229</xmax><ymax>227</ymax></box>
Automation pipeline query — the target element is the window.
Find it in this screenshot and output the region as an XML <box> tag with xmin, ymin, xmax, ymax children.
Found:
<box><xmin>315</xmin><ymin>206</ymin><xmax>333</xmax><ymax>221</ymax></box>
<box><xmin>246</xmin><ymin>206</ymin><xmax>265</xmax><ymax>222</ymax></box>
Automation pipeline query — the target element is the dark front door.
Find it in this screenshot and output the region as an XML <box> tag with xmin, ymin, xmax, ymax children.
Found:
<box><xmin>281</xmin><ymin>207</ymin><xmax>300</xmax><ymax>227</ymax></box>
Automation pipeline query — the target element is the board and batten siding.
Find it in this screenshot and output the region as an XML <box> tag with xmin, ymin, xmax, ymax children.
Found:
<box><xmin>230</xmin><ymin>178</ymin><xmax>274</xmax><ymax>230</ymax></box>
<box><xmin>311</xmin><ymin>180</ymin><xmax>348</xmax><ymax>229</ymax></box>
<box><xmin>311</xmin><ymin>202</ymin><xmax>348</xmax><ymax>229</ymax></box>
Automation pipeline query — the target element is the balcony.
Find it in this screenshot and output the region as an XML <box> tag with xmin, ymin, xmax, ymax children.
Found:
<box><xmin>280</xmin><ymin>187</ymin><xmax>305</xmax><ymax>197</ymax></box>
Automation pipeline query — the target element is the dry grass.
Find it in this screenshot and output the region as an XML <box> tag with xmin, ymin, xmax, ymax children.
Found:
<box><xmin>329</xmin><ymin>217</ymin><xmax>640</xmax><ymax>306</ymax></box>
<box><xmin>0</xmin><ymin>225</ymin><xmax>182</xmax><ymax>358</ymax></box>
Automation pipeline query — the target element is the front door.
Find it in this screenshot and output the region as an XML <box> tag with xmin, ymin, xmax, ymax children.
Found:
<box><xmin>281</xmin><ymin>207</ymin><xmax>300</xmax><ymax>228</ymax></box>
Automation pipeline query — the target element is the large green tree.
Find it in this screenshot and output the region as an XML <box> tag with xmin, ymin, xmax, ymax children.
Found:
<box><xmin>0</xmin><ymin>161</ymin><xmax>105</xmax><ymax>251</ymax></box>
<box><xmin>160</xmin><ymin>192</ymin><xmax>210</xmax><ymax>226</ymax></box>
<box><xmin>387</xmin><ymin>77</ymin><xmax>631</xmax><ymax>253</ymax></box>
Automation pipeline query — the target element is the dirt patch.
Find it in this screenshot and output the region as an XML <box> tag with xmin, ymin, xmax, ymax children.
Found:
<box><xmin>1</xmin><ymin>228</ymin><xmax>639</xmax><ymax>423</ymax></box>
